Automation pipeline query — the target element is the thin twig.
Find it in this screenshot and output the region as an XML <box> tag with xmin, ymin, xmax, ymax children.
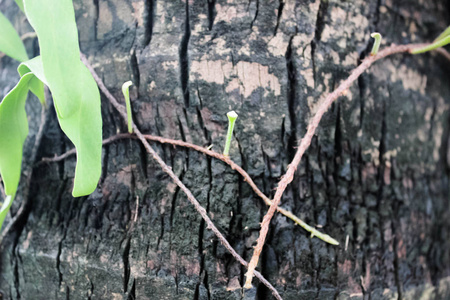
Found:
<box><xmin>134</xmin><ymin>196</ymin><xmax>139</xmax><ymax>223</ymax></box>
<box><xmin>40</xmin><ymin>132</ymin><xmax>338</xmax><ymax>245</ymax></box>
<box><xmin>243</xmin><ymin>42</ymin><xmax>430</xmax><ymax>288</ymax></box>
<box><xmin>436</xmin><ymin>47</ymin><xmax>450</xmax><ymax>62</ymax></box>
<box><xmin>20</xmin><ymin>32</ymin><xmax>37</xmax><ymax>41</ymax></box>
<box><xmin>38</xmin><ymin>134</ymin><xmax>122</xmax><ymax>165</ymax></box>
<box><xmin>80</xmin><ymin>53</ymin><xmax>282</xmax><ymax>300</ymax></box>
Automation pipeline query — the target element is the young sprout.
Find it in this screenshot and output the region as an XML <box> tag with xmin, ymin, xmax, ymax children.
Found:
<box><xmin>223</xmin><ymin>111</ymin><xmax>238</xmax><ymax>157</ymax></box>
<box><xmin>370</xmin><ymin>32</ymin><xmax>382</xmax><ymax>56</ymax></box>
<box><xmin>122</xmin><ymin>81</ymin><xmax>133</xmax><ymax>133</ymax></box>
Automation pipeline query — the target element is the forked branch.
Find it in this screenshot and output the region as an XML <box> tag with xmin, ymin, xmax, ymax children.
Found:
<box><xmin>80</xmin><ymin>54</ymin><xmax>283</xmax><ymax>299</ymax></box>
<box><xmin>436</xmin><ymin>47</ymin><xmax>450</xmax><ymax>62</ymax></box>
<box><xmin>41</xmin><ymin>132</ymin><xmax>339</xmax><ymax>245</ymax></box>
<box><xmin>243</xmin><ymin>42</ymin><xmax>432</xmax><ymax>288</ymax></box>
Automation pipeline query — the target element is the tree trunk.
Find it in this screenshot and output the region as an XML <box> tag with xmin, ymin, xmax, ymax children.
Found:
<box><xmin>1</xmin><ymin>0</ymin><xmax>450</xmax><ymax>299</ymax></box>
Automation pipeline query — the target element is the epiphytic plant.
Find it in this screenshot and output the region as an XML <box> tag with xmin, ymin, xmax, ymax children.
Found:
<box><xmin>243</xmin><ymin>28</ymin><xmax>450</xmax><ymax>288</ymax></box>
<box><xmin>0</xmin><ymin>0</ymin><xmax>102</xmax><ymax>230</ymax></box>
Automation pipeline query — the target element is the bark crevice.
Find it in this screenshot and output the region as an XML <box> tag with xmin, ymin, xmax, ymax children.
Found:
<box><xmin>179</xmin><ymin>0</ymin><xmax>191</xmax><ymax>108</ymax></box>
<box><xmin>143</xmin><ymin>0</ymin><xmax>155</xmax><ymax>47</ymax></box>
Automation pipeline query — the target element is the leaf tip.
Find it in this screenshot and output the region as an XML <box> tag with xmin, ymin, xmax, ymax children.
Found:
<box><xmin>122</xmin><ymin>81</ymin><xmax>133</xmax><ymax>95</ymax></box>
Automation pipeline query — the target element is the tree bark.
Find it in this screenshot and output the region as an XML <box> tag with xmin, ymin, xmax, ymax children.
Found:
<box><xmin>1</xmin><ymin>0</ymin><xmax>450</xmax><ymax>299</ymax></box>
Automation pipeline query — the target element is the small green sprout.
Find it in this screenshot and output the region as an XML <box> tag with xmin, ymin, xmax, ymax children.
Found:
<box><xmin>122</xmin><ymin>81</ymin><xmax>133</xmax><ymax>133</ymax></box>
<box><xmin>370</xmin><ymin>32</ymin><xmax>382</xmax><ymax>56</ymax></box>
<box><xmin>223</xmin><ymin>111</ymin><xmax>238</xmax><ymax>157</ymax></box>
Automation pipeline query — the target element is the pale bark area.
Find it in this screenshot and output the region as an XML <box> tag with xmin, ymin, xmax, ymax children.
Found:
<box><xmin>1</xmin><ymin>0</ymin><xmax>450</xmax><ymax>299</ymax></box>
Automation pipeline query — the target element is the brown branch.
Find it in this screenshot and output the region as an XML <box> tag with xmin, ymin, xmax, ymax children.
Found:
<box><xmin>20</xmin><ymin>32</ymin><xmax>37</xmax><ymax>41</ymax></box>
<box><xmin>38</xmin><ymin>134</ymin><xmax>122</xmax><ymax>165</ymax></box>
<box><xmin>243</xmin><ymin>42</ymin><xmax>431</xmax><ymax>288</ymax></box>
<box><xmin>40</xmin><ymin>132</ymin><xmax>338</xmax><ymax>244</ymax></box>
<box><xmin>80</xmin><ymin>54</ymin><xmax>282</xmax><ymax>299</ymax></box>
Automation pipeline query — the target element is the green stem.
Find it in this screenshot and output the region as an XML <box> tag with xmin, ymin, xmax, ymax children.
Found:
<box><xmin>411</xmin><ymin>35</ymin><xmax>450</xmax><ymax>54</ymax></box>
<box><xmin>370</xmin><ymin>32</ymin><xmax>382</xmax><ymax>55</ymax></box>
<box><xmin>223</xmin><ymin>111</ymin><xmax>238</xmax><ymax>157</ymax></box>
<box><xmin>122</xmin><ymin>81</ymin><xmax>133</xmax><ymax>133</ymax></box>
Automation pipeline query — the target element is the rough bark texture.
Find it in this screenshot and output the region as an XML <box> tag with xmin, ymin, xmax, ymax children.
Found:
<box><xmin>1</xmin><ymin>0</ymin><xmax>450</xmax><ymax>299</ymax></box>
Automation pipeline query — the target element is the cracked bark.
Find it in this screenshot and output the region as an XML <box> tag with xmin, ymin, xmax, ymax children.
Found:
<box><xmin>179</xmin><ymin>0</ymin><xmax>191</xmax><ymax>108</ymax></box>
<box><xmin>1</xmin><ymin>0</ymin><xmax>450</xmax><ymax>299</ymax></box>
<box><xmin>143</xmin><ymin>0</ymin><xmax>156</xmax><ymax>47</ymax></box>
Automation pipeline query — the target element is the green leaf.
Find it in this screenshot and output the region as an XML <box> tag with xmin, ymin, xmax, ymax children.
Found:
<box><xmin>28</xmin><ymin>77</ymin><xmax>46</xmax><ymax>107</ymax></box>
<box><xmin>122</xmin><ymin>81</ymin><xmax>133</xmax><ymax>133</ymax></box>
<box><xmin>23</xmin><ymin>0</ymin><xmax>102</xmax><ymax>197</ymax></box>
<box><xmin>411</xmin><ymin>35</ymin><xmax>450</xmax><ymax>54</ymax></box>
<box><xmin>24</xmin><ymin>0</ymin><xmax>82</xmax><ymax>118</ymax></box>
<box><xmin>0</xmin><ymin>73</ymin><xmax>34</xmax><ymax>196</ymax></box>
<box><xmin>18</xmin><ymin>56</ymin><xmax>47</xmax><ymax>84</ymax></box>
<box><xmin>0</xmin><ymin>10</ymin><xmax>28</xmax><ymax>62</ymax></box>
<box><xmin>0</xmin><ymin>195</ymin><xmax>14</xmax><ymax>231</ymax></box>
<box><xmin>435</xmin><ymin>25</ymin><xmax>450</xmax><ymax>42</ymax></box>
<box><xmin>18</xmin><ymin>57</ymin><xmax>46</xmax><ymax>107</ymax></box>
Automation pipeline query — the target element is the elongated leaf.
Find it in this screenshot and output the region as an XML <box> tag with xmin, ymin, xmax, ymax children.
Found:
<box><xmin>24</xmin><ymin>0</ymin><xmax>102</xmax><ymax>197</ymax></box>
<box><xmin>18</xmin><ymin>56</ymin><xmax>47</xmax><ymax>85</ymax></box>
<box><xmin>0</xmin><ymin>73</ymin><xmax>34</xmax><ymax>195</ymax></box>
<box><xmin>435</xmin><ymin>25</ymin><xmax>450</xmax><ymax>42</ymax></box>
<box><xmin>28</xmin><ymin>77</ymin><xmax>46</xmax><ymax>107</ymax></box>
<box><xmin>411</xmin><ymin>35</ymin><xmax>450</xmax><ymax>54</ymax></box>
<box><xmin>18</xmin><ymin>57</ymin><xmax>46</xmax><ymax>106</ymax></box>
<box><xmin>0</xmin><ymin>11</ymin><xmax>28</xmax><ymax>62</ymax></box>
<box><xmin>24</xmin><ymin>0</ymin><xmax>82</xmax><ymax>118</ymax></box>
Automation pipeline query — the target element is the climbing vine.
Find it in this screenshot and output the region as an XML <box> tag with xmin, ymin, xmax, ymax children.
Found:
<box><xmin>0</xmin><ymin>0</ymin><xmax>449</xmax><ymax>298</ymax></box>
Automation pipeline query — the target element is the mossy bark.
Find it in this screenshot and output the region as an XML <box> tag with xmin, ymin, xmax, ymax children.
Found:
<box><xmin>1</xmin><ymin>0</ymin><xmax>450</xmax><ymax>299</ymax></box>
